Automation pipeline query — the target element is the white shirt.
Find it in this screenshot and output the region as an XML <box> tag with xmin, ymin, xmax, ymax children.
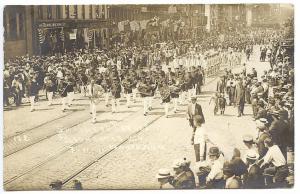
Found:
<box><xmin>263</xmin><ymin>145</ymin><xmax>286</xmax><ymax>167</ymax></box>
<box><xmin>207</xmin><ymin>156</ymin><xmax>224</xmax><ymax>181</ymax></box>
<box><xmin>194</xmin><ymin>126</ymin><xmax>208</xmax><ymax>158</ymax></box>
<box><xmin>191</xmin><ymin>103</ymin><xmax>196</xmax><ymax>115</ymax></box>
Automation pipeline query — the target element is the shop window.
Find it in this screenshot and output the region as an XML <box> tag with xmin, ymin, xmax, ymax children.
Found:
<box><xmin>74</xmin><ymin>5</ymin><xmax>78</xmax><ymax>19</ymax></box>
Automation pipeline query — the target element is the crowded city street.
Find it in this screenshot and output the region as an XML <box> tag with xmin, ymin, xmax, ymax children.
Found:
<box><xmin>3</xmin><ymin>4</ymin><xmax>294</xmax><ymax>190</ymax></box>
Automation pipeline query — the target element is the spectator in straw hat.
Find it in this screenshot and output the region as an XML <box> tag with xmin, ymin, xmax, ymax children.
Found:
<box><xmin>156</xmin><ymin>168</ymin><xmax>174</xmax><ymax>189</ymax></box>
<box><xmin>256</xmin><ymin>118</ymin><xmax>271</xmax><ymax>158</ymax></box>
<box><xmin>170</xmin><ymin>158</ymin><xmax>196</xmax><ymax>189</ymax></box>
<box><xmin>243</xmin><ymin>150</ymin><xmax>264</xmax><ymax>189</ymax></box>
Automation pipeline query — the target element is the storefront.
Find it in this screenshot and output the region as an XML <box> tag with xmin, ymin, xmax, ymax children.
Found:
<box><xmin>36</xmin><ymin>19</ymin><xmax>112</xmax><ymax>55</ymax></box>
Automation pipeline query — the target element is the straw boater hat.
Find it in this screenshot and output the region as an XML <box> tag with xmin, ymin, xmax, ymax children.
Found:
<box><xmin>156</xmin><ymin>168</ymin><xmax>171</xmax><ymax>179</ymax></box>
<box><xmin>246</xmin><ymin>150</ymin><xmax>259</xmax><ymax>161</ymax></box>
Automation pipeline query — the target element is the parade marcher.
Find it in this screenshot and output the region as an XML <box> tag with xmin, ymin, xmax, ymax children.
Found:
<box><xmin>60</xmin><ymin>77</ymin><xmax>69</xmax><ymax>112</ymax></box>
<box><xmin>218</xmin><ymin>93</ymin><xmax>226</xmax><ymax>115</ymax></box>
<box><xmin>226</xmin><ymin>76</ymin><xmax>236</xmax><ymax>106</ymax></box>
<box><xmin>11</xmin><ymin>75</ymin><xmax>23</xmax><ymax>106</ymax></box>
<box><xmin>159</xmin><ymin>81</ymin><xmax>171</xmax><ymax>118</ymax></box>
<box><xmin>87</xmin><ymin>78</ymin><xmax>104</xmax><ymax>123</ymax></box>
<box><xmin>169</xmin><ymin>79</ymin><xmax>180</xmax><ymax>113</ymax></box>
<box><xmin>28</xmin><ymin>75</ymin><xmax>39</xmax><ymax>112</ymax></box>
<box><xmin>101</xmin><ymin>75</ymin><xmax>111</xmax><ymax>107</ymax></box>
<box><xmin>209</xmin><ymin>93</ymin><xmax>219</xmax><ymax>115</ymax></box>
<box><xmin>122</xmin><ymin>74</ymin><xmax>134</xmax><ymax>108</ymax></box>
<box><xmin>170</xmin><ymin>158</ymin><xmax>196</xmax><ymax>189</ymax></box>
<box><xmin>187</xmin><ymin>96</ymin><xmax>205</xmax><ymax>145</ymax></box>
<box><xmin>44</xmin><ymin>72</ymin><xmax>55</xmax><ymax>106</ymax></box>
<box><xmin>111</xmin><ymin>77</ymin><xmax>122</xmax><ymax>113</ymax></box>
<box><xmin>138</xmin><ymin>76</ymin><xmax>155</xmax><ymax>116</ymax></box>
<box><xmin>235</xmin><ymin>79</ymin><xmax>245</xmax><ymax>117</ymax></box>
<box><xmin>65</xmin><ymin>73</ymin><xmax>75</xmax><ymax>107</ymax></box>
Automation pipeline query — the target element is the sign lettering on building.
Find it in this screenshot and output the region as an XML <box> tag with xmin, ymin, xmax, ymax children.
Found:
<box><xmin>38</xmin><ymin>23</ymin><xmax>66</xmax><ymax>28</ymax></box>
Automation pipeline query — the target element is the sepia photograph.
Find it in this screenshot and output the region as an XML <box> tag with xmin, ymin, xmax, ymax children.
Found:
<box><xmin>2</xmin><ymin>2</ymin><xmax>295</xmax><ymax>191</ymax></box>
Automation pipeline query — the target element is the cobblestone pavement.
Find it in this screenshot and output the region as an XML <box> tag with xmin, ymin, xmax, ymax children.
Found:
<box><xmin>4</xmin><ymin>46</ymin><xmax>273</xmax><ymax>190</ymax></box>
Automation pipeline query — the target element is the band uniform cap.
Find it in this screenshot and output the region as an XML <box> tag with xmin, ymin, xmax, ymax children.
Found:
<box><xmin>208</xmin><ymin>146</ymin><xmax>220</xmax><ymax>156</ymax></box>
<box><xmin>156</xmin><ymin>168</ymin><xmax>171</xmax><ymax>179</ymax></box>
<box><xmin>246</xmin><ymin>150</ymin><xmax>259</xmax><ymax>160</ymax></box>
<box><xmin>242</xmin><ymin>135</ymin><xmax>253</xmax><ymax>143</ymax></box>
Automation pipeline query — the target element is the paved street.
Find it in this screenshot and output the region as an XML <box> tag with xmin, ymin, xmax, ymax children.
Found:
<box><xmin>4</xmin><ymin>46</ymin><xmax>271</xmax><ymax>190</ymax></box>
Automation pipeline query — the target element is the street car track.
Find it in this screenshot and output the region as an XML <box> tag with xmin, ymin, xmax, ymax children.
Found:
<box><xmin>3</xmin><ymin>103</ymin><xmax>148</xmax><ymax>186</ymax></box>
<box><xmin>4</xmin><ymin>98</ymin><xmax>115</xmax><ymax>157</ymax></box>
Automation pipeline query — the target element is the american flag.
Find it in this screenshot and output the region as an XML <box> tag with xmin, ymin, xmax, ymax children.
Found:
<box><xmin>60</xmin><ymin>29</ymin><xmax>65</xmax><ymax>42</ymax></box>
<box><xmin>37</xmin><ymin>28</ymin><xmax>46</xmax><ymax>44</ymax></box>
<box><xmin>88</xmin><ymin>30</ymin><xmax>94</xmax><ymax>41</ymax></box>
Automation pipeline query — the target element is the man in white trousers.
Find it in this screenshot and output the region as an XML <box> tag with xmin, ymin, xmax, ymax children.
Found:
<box><xmin>87</xmin><ymin>79</ymin><xmax>104</xmax><ymax>123</ymax></box>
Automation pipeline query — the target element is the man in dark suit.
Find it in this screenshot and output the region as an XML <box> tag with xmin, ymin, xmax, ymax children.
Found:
<box><xmin>235</xmin><ymin>79</ymin><xmax>245</xmax><ymax>117</ymax></box>
<box><xmin>186</xmin><ymin>96</ymin><xmax>205</xmax><ymax>145</ymax></box>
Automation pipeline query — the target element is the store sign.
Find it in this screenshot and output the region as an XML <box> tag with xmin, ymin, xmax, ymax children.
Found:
<box><xmin>70</xmin><ymin>33</ymin><xmax>77</xmax><ymax>40</ymax></box>
<box><xmin>38</xmin><ymin>22</ymin><xmax>66</xmax><ymax>28</ymax></box>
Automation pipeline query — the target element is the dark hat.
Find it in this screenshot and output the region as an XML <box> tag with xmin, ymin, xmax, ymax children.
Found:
<box><xmin>223</xmin><ymin>161</ymin><xmax>234</xmax><ymax>175</ymax></box>
<box><xmin>208</xmin><ymin>146</ymin><xmax>220</xmax><ymax>156</ymax></box>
